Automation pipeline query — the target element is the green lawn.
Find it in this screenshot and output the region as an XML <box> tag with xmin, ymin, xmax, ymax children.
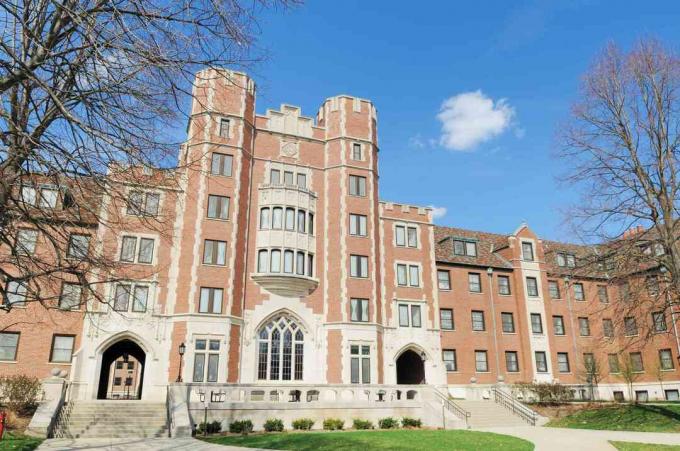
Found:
<box><xmin>200</xmin><ymin>429</ymin><xmax>533</xmax><ymax>450</ymax></box>
<box><xmin>0</xmin><ymin>433</ymin><xmax>43</xmax><ymax>451</ymax></box>
<box><xmin>611</xmin><ymin>441</ymin><xmax>680</xmax><ymax>451</ymax></box>
<box><xmin>547</xmin><ymin>404</ymin><xmax>680</xmax><ymax>432</ymax></box>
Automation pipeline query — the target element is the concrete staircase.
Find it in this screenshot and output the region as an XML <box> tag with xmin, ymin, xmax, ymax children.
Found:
<box><xmin>53</xmin><ymin>401</ymin><xmax>168</xmax><ymax>438</ymax></box>
<box><xmin>456</xmin><ymin>399</ymin><xmax>532</xmax><ymax>428</ymax></box>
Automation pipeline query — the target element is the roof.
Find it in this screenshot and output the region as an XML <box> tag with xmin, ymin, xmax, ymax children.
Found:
<box><xmin>434</xmin><ymin>225</ymin><xmax>513</xmax><ymax>269</ymax></box>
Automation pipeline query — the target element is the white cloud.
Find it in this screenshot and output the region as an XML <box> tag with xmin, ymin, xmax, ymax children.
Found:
<box><xmin>408</xmin><ymin>134</ymin><xmax>426</xmax><ymax>149</ymax></box>
<box><xmin>437</xmin><ymin>90</ymin><xmax>515</xmax><ymax>151</ymax></box>
<box><xmin>429</xmin><ymin>205</ymin><xmax>447</xmax><ymax>220</ymax></box>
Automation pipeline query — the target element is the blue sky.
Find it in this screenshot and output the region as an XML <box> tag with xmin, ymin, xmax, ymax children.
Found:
<box><xmin>250</xmin><ymin>0</ymin><xmax>679</xmax><ymax>240</ymax></box>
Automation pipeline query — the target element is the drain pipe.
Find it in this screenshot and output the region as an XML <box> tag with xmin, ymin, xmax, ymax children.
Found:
<box><xmin>487</xmin><ymin>268</ymin><xmax>502</xmax><ymax>383</ymax></box>
<box><xmin>563</xmin><ymin>277</ymin><xmax>580</xmax><ymax>363</ymax></box>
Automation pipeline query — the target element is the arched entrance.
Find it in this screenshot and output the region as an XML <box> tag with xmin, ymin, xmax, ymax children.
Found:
<box><xmin>97</xmin><ymin>339</ymin><xmax>146</xmax><ymax>400</ymax></box>
<box><xmin>396</xmin><ymin>349</ymin><xmax>425</xmax><ymax>384</ymax></box>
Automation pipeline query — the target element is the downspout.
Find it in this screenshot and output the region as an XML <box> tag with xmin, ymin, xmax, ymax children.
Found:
<box><xmin>487</xmin><ymin>267</ymin><xmax>502</xmax><ymax>383</ymax></box>
<box><xmin>563</xmin><ymin>276</ymin><xmax>580</xmax><ymax>368</ymax></box>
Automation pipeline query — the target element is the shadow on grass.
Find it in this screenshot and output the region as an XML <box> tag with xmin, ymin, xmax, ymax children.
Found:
<box><xmin>637</xmin><ymin>404</ymin><xmax>680</xmax><ymax>423</ymax></box>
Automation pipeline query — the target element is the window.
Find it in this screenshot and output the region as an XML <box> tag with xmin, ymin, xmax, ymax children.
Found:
<box><xmin>531</xmin><ymin>313</ymin><xmax>543</xmax><ymax>334</ymax></box>
<box><xmin>652</xmin><ymin>312</ymin><xmax>667</xmax><ymax>332</ymax></box>
<box><xmin>283</xmin><ymin>250</ymin><xmax>294</xmax><ymax>273</ymax></box>
<box><xmin>257</xmin><ymin>250</ymin><xmax>268</xmax><ymax>272</ymax></box>
<box><xmin>352</xmin><ymin>143</ymin><xmax>363</xmax><ymax>160</ymax></box>
<box><xmin>399</xmin><ymin>304</ymin><xmax>409</xmax><ymax>327</ymax></box>
<box><xmin>573</xmin><ymin>283</ymin><xmax>584</xmax><ymax>301</ymax></box>
<box><xmin>624</xmin><ymin>317</ymin><xmax>638</xmax><ymax>336</ymax></box>
<box><xmin>608</xmin><ymin>354</ymin><xmax>620</xmax><ymax>373</ymax></box>
<box><xmin>113</xmin><ymin>377</ymin><xmax>122</xmax><ymax>386</ymax></box>
<box><xmin>39</xmin><ymin>187</ymin><xmax>59</xmax><ymax>208</ymax></box>
<box><xmin>199</xmin><ymin>287</ymin><xmax>223</xmax><ymax>314</ymax></box>
<box><xmin>647</xmin><ymin>275</ymin><xmax>660</xmax><ymax>296</ymax></box>
<box><xmin>535</xmin><ymin>351</ymin><xmax>548</xmax><ymax>373</ymax></box>
<box><xmin>408</xmin><ymin>265</ymin><xmax>420</xmax><ymax>287</ymax></box>
<box><xmin>443</xmin><ymin>350</ymin><xmax>457</xmax><ymax>371</ymax></box>
<box><xmin>297</xmin><ymin>210</ymin><xmax>306</xmax><ymax>233</ymax></box>
<box><xmin>203</xmin><ymin>239</ymin><xmax>227</xmax><ymax>265</ymax></box>
<box><xmin>395</xmin><ymin>226</ymin><xmax>406</xmax><ymax>246</ymax></box>
<box><xmin>603</xmin><ymin>319</ymin><xmax>614</xmax><ymax>338</ymax></box>
<box><xmin>349</xmin><ymin>175</ymin><xmax>366</xmax><ymax>196</ymax></box>
<box><xmin>285</xmin><ymin>208</ymin><xmax>295</xmax><ymax>231</ymax></box>
<box><xmin>553</xmin><ymin>315</ymin><xmax>565</xmax><ymax>335</ymax></box>
<box><xmin>620</xmin><ymin>282</ymin><xmax>631</xmax><ymax>301</ymax></box>
<box><xmin>350</xmin><ymin>214</ymin><xmax>367</xmax><ymax>236</ymax></box>
<box><xmin>119</xmin><ymin>236</ymin><xmax>154</xmax><ymax>264</ymax></box>
<box><xmin>665</xmin><ymin>390</ymin><xmax>679</xmax><ymax>401</ymax></box>
<box><xmin>270</xmin><ymin>169</ymin><xmax>281</xmax><ymax>185</ymax></box>
<box><xmin>659</xmin><ymin>349</ymin><xmax>674</xmax><ymax>370</ymax></box>
<box><xmin>116</xmin><ymin>361</ymin><xmax>124</xmax><ymax>370</ymax></box>
<box><xmin>297</xmin><ymin>173</ymin><xmax>307</xmax><ymax>189</ymax></box>
<box><xmin>468</xmin><ymin>273</ymin><xmax>482</xmax><ymax>293</ymax></box>
<box><xmin>127</xmin><ymin>191</ymin><xmax>159</xmax><ymax>216</ymax></box>
<box><xmin>15</xmin><ymin>229</ymin><xmax>38</xmax><ymax>255</ymax></box>
<box><xmin>597</xmin><ymin>285</ymin><xmax>609</xmax><ymax>303</ymax></box>
<box><xmin>4</xmin><ymin>281</ymin><xmax>26</xmax><ymax>307</ymax></box>
<box><xmin>193</xmin><ymin>339</ymin><xmax>220</xmax><ymax>383</ymax></box>
<box><xmin>350</xmin><ymin>344</ymin><xmax>371</xmax><ymax>384</ymax></box>
<box><xmin>257</xmin><ymin>315</ymin><xmax>304</xmax><ymax>381</ymax></box>
<box><xmin>67</xmin><ymin>234</ymin><xmax>90</xmax><ymax>259</ymax></box>
<box><xmin>471</xmin><ymin>310</ymin><xmax>485</xmax><ymax>331</ymax></box>
<box><xmin>505</xmin><ymin>351</ymin><xmax>519</xmax><ymax>372</ymax></box>
<box><xmin>210</xmin><ymin>153</ymin><xmax>233</xmax><ymax>176</ymax></box>
<box><xmin>630</xmin><ymin>352</ymin><xmax>644</xmax><ymax>372</ymax></box>
<box><xmin>308</xmin><ymin>213</ymin><xmax>314</xmax><ymax>235</ymax></box>
<box><xmin>50</xmin><ymin>335</ymin><xmax>75</xmax><ymax>363</ymax></box>
<box><xmin>578</xmin><ymin>317</ymin><xmax>591</xmax><ymax>336</ymax></box>
<box><xmin>440</xmin><ymin>309</ymin><xmax>454</xmax><ymax>330</ymax></box>
<box><xmin>548</xmin><ymin>280</ymin><xmax>561</xmax><ymax>299</ymax></box>
<box><xmin>407</xmin><ymin>227</ymin><xmax>418</xmax><ymax>248</ymax></box>
<box><xmin>526</xmin><ymin>277</ymin><xmax>539</xmax><ymax>297</ymax></box>
<box><xmin>207</xmin><ymin>195</ymin><xmax>229</xmax><ymax>220</ymax></box>
<box><xmin>272</xmin><ymin>207</ymin><xmax>283</xmax><ymax>229</ymax></box>
<box><xmin>296</xmin><ymin>252</ymin><xmax>304</xmax><ymax>275</ymax></box>
<box><xmin>437</xmin><ymin>270</ymin><xmax>451</xmax><ymax>290</ymax></box>
<box><xmin>522</xmin><ymin>242</ymin><xmax>534</xmax><ymax>261</ymax></box>
<box><xmin>219</xmin><ymin>118</ymin><xmax>230</xmax><ymax>138</ymax></box>
<box><xmin>475</xmin><ymin>350</ymin><xmax>489</xmax><ymax>372</ymax></box>
<box><xmin>350</xmin><ymin>255</ymin><xmax>368</xmax><ymax>278</ymax></box>
<box><xmin>0</xmin><ymin>333</ymin><xmax>19</xmax><ymax>361</ymax></box>
<box><xmin>398</xmin><ymin>304</ymin><xmax>421</xmax><ymax>328</ymax></box>
<box><xmin>20</xmin><ymin>186</ymin><xmax>37</xmax><ymax>205</ymax></box>
<box><xmin>498</xmin><ymin>276</ymin><xmax>511</xmax><ymax>295</ymax></box>
<box><xmin>501</xmin><ymin>312</ymin><xmax>515</xmax><ymax>333</ymax></box>
<box><xmin>453</xmin><ymin>240</ymin><xmax>477</xmax><ymax>257</ymax></box>
<box><xmin>350</xmin><ymin>298</ymin><xmax>369</xmax><ymax>322</ymax></box>
<box><xmin>307</xmin><ymin>254</ymin><xmax>314</xmax><ymax>277</ymax></box>
<box><xmin>113</xmin><ymin>283</ymin><xmax>148</xmax><ymax>313</ymax></box>
<box><xmin>284</xmin><ymin>171</ymin><xmax>294</xmax><ymax>185</ymax></box>
<box><xmin>270</xmin><ymin>249</ymin><xmax>281</xmax><ymax>272</ymax></box>
<box><xmin>557</xmin><ymin>252</ymin><xmax>576</xmax><ymax>267</ymax></box>
<box><xmin>557</xmin><ymin>353</ymin><xmax>570</xmax><ymax>373</ymax></box>
<box><xmin>59</xmin><ymin>283</ymin><xmax>82</xmax><ymax>310</ymax></box>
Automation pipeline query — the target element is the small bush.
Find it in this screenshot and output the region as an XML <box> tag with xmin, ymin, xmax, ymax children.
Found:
<box><xmin>323</xmin><ymin>418</ymin><xmax>344</xmax><ymax>430</ymax></box>
<box><xmin>263</xmin><ymin>418</ymin><xmax>284</xmax><ymax>432</ymax></box>
<box><xmin>0</xmin><ymin>375</ymin><xmax>42</xmax><ymax>416</ymax></box>
<box><xmin>292</xmin><ymin>418</ymin><xmax>315</xmax><ymax>430</ymax></box>
<box><xmin>228</xmin><ymin>419</ymin><xmax>253</xmax><ymax>434</ymax></box>
<box><xmin>401</xmin><ymin>417</ymin><xmax>422</xmax><ymax>428</ymax></box>
<box><xmin>378</xmin><ymin>417</ymin><xmax>399</xmax><ymax>429</ymax></box>
<box><xmin>352</xmin><ymin>419</ymin><xmax>373</xmax><ymax>430</ymax></box>
<box><xmin>196</xmin><ymin>420</ymin><xmax>222</xmax><ymax>435</ymax></box>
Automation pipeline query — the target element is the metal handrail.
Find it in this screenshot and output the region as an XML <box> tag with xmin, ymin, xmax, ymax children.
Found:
<box><xmin>491</xmin><ymin>387</ymin><xmax>537</xmax><ymax>426</ymax></box>
<box><xmin>431</xmin><ymin>388</ymin><xmax>470</xmax><ymax>428</ymax></box>
<box><xmin>50</xmin><ymin>382</ymin><xmax>73</xmax><ymax>438</ymax></box>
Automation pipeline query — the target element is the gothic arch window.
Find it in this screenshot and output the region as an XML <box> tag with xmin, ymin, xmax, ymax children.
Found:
<box><xmin>257</xmin><ymin>314</ymin><xmax>304</xmax><ymax>381</ymax></box>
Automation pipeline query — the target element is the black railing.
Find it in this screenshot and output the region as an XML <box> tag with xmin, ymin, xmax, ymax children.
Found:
<box><xmin>491</xmin><ymin>388</ymin><xmax>537</xmax><ymax>426</ymax></box>
<box><xmin>432</xmin><ymin>388</ymin><xmax>470</xmax><ymax>428</ymax></box>
<box><xmin>50</xmin><ymin>382</ymin><xmax>73</xmax><ymax>438</ymax></box>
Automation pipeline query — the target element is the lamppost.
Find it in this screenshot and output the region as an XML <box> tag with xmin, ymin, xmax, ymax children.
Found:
<box><xmin>176</xmin><ymin>342</ymin><xmax>186</xmax><ymax>382</ymax></box>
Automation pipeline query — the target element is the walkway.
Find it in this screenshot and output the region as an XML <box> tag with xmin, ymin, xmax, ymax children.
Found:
<box><xmin>477</xmin><ymin>426</ymin><xmax>680</xmax><ymax>450</ymax></box>
<box><xmin>37</xmin><ymin>437</ymin><xmax>260</xmax><ymax>451</ymax></box>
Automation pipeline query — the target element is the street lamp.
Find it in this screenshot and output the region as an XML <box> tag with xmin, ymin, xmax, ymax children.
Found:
<box><xmin>176</xmin><ymin>342</ymin><xmax>186</xmax><ymax>383</ymax></box>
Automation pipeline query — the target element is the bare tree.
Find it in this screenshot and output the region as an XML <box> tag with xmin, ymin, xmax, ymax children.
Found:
<box><xmin>619</xmin><ymin>354</ymin><xmax>641</xmax><ymax>402</ymax></box>
<box><xmin>580</xmin><ymin>352</ymin><xmax>602</xmax><ymax>401</ymax></box>
<box><xmin>559</xmin><ymin>39</ymin><xmax>680</xmax><ymax>345</ymax></box>
<box><xmin>0</xmin><ymin>0</ymin><xmax>296</xmax><ymax>311</ymax></box>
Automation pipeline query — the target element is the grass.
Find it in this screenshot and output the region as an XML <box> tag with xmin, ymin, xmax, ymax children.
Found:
<box><xmin>200</xmin><ymin>429</ymin><xmax>534</xmax><ymax>450</ymax></box>
<box><xmin>547</xmin><ymin>403</ymin><xmax>680</xmax><ymax>432</ymax></box>
<box><xmin>0</xmin><ymin>433</ymin><xmax>43</xmax><ymax>451</ymax></box>
<box><xmin>610</xmin><ymin>441</ymin><xmax>680</xmax><ymax>450</ymax></box>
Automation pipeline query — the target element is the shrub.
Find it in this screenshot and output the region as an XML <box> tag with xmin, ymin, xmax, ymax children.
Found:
<box><xmin>228</xmin><ymin>419</ymin><xmax>253</xmax><ymax>434</ymax></box>
<box><xmin>0</xmin><ymin>375</ymin><xmax>41</xmax><ymax>416</ymax></box>
<box><xmin>292</xmin><ymin>418</ymin><xmax>315</xmax><ymax>430</ymax></box>
<box><xmin>352</xmin><ymin>419</ymin><xmax>373</xmax><ymax>430</ymax></box>
<box><xmin>378</xmin><ymin>417</ymin><xmax>399</xmax><ymax>429</ymax></box>
<box><xmin>513</xmin><ymin>382</ymin><xmax>573</xmax><ymax>404</ymax></box>
<box><xmin>197</xmin><ymin>420</ymin><xmax>222</xmax><ymax>435</ymax></box>
<box><xmin>322</xmin><ymin>418</ymin><xmax>344</xmax><ymax>430</ymax></box>
<box><xmin>401</xmin><ymin>417</ymin><xmax>422</xmax><ymax>428</ymax></box>
<box><xmin>263</xmin><ymin>418</ymin><xmax>284</xmax><ymax>432</ymax></box>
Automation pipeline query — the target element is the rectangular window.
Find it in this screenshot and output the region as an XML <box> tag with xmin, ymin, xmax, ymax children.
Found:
<box><xmin>397</xmin><ymin>264</ymin><xmax>408</xmax><ymax>286</ymax></box>
<box><xmin>548</xmin><ymin>280</ymin><xmax>561</xmax><ymax>299</ymax></box>
<box><xmin>349</xmin><ymin>175</ymin><xmax>366</xmax><ymax>196</ymax></box>
<box><xmin>198</xmin><ymin>287</ymin><xmax>223</xmax><ymax>314</ymax></box>
<box><xmin>501</xmin><ymin>312</ymin><xmax>515</xmax><ymax>333</ymax></box>
<box><xmin>630</xmin><ymin>352</ymin><xmax>644</xmax><ymax>372</ymax></box>
<box><xmin>39</xmin><ymin>187</ymin><xmax>58</xmax><ymax>208</ymax></box>
<box><xmin>603</xmin><ymin>319</ymin><xmax>614</xmax><ymax>338</ymax></box>
<box><xmin>652</xmin><ymin>312</ymin><xmax>667</xmax><ymax>332</ymax></box>
<box><xmin>67</xmin><ymin>234</ymin><xmax>90</xmax><ymax>259</ymax></box>
<box><xmin>647</xmin><ymin>276</ymin><xmax>660</xmax><ymax>296</ymax></box>
<box><xmin>20</xmin><ymin>186</ymin><xmax>37</xmax><ymax>206</ymax></box>
<box><xmin>132</xmin><ymin>285</ymin><xmax>148</xmax><ymax>312</ymax></box>
<box><xmin>531</xmin><ymin>313</ymin><xmax>543</xmax><ymax>334</ymax></box>
<box><xmin>50</xmin><ymin>335</ymin><xmax>75</xmax><ymax>363</ymax></box>
<box><xmin>471</xmin><ymin>310</ymin><xmax>485</xmax><ymax>331</ymax></box>
<box><xmin>443</xmin><ymin>350</ymin><xmax>457</xmax><ymax>371</ymax></box>
<box><xmin>468</xmin><ymin>273</ymin><xmax>482</xmax><ymax>293</ymax></box>
<box><xmin>15</xmin><ymin>229</ymin><xmax>38</xmax><ymax>255</ymax></box>
<box><xmin>411</xmin><ymin>305</ymin><xmax>422</xmax><ymax>328</ymax></box>
<box><xmin>666</xmin><ymin>390</ymin><xmax>680</xmax><ymax>401</ymax></box>
<box><xmin>270</xmin><ymin>169</ymin><xmax>281</xmax><ymax>185</ymax></box>
<box><xmin>352</xmin><ymin>143</ymin><xmax>362</xmax><ymax>160</ymax></box>
<box><xmin>350</xmin><ymin>255</ymin><xmax>368</xmax><ymax>278</ymax></box>
<box><xmin>0</xmin><ymin>333</ymin><xmax>19</xmax><ymax>361</ymax></box>
<box><xmin>526</xmin><ymin>277</ymin><xmax>539</xmax><ymax>297</ymax></box>
<box><xmin>395</xmin><ymin>225</ymin><xmax>406</xmax><ymax>246</ymax></box>
<box><xmin>203</xmin><ymin>239</ymin><xmax>227</xmax><ymax>265</ymax></box>
<box><xmin>350</xmin><ymin>298</ymin><xmax>369</xmax><ymax>322</ymax></box>
<box><xmin>498</xmin><ymin>276</ymin><xmax>511</xmax><ymax>295</ymax></box>
<box><xmin>219</xmin><ymin>118</ymin><xmax>230</xmax><ymax>138</ymax></box>
<box><xmin>597</xmin><ymin>285</ymin><xmax>609</xmax><ymax>303</ymax></box>
<box><xmin>437</xmin><ymin>270</ymin><xmax>451</xmax><ymax>290</ymax></box>
<box><xmin>350</xmin><ymin>344</ymin><xmax>371</xmax><ymax>384</ymax></box>
<box><xmin>475</xmin><ymin>350</ymin><xmax>489</xmax><ymax>372</ymax></box>
<box><xmin>210</xmin><ymin>153</ymin><xmax>233</xmax><ymax>176</ymax></box>
<box><xmin>193</xmin><ymin>339</ymin><xmax>220</xmax><ymax>383</ymax></box>
<box><xmin>659</xmin><ymin>349</ymin><xmax>674</xmax><ymax>370</ymax></box>
<box><xmin>608</xmin><ymin>354</ymin><xmax>620</xmax><ymax>373</ymax></box>
<box><xmin>285</xmin><ymin>208</ymin><xmax>295</xmax><ymax>231</ymax></box>
<box><xmin>553</xmin><ymin>315</ymin><xmax>565</xmax><ymax>335</ymax></box>
<box><xmin>440</xmin><ymin>309</ymin><xmax>454</xmax><ymax>330</ymax></box>
<box><xmin>137</xmin><ymin>238</ymin><xmax>154</xmax><ymax>264</ymax></box>
<box><xmin>578</xmin><ymin>317</ymin><xmax>591</xmax><ymax>336</ymax></box>
<box><xmin>624</xmin><ymin>317</ymin><xmax>638</xmax><ymax>336</ymax></box>
<box><xmin>120</xmin><ymin>236</ymin><xmax>137</xmax><ymax>262</ymax></box>
<box><xmin>283</xmin><ymin>250</ymin><xmax>294</xmax><ymax>273</ymax></box>
<box><xmin>398</xmin><ymin>304</ymin><xmax>421</xmax><ymax>328</ymax></box>
<box><xmin>557</xmin><ymin>352</ymin><xmax>570</xmax><ymax>373</ymax></box>
<box><xmin>573</xmin><ymin>283</ymin><xmax>584</xmax><ymax>301</ymax></box>
<box><xmin>409</xmin><ymin>265</ymin><xmax>420</xmax><ymax>287</ymax></box>
<box><xmin>297</xmin><ymin>173</ymin><xmax>307</xmax><ymax>189</ymax></box>
<box><xmin>398</xmin><ymin>304</ymin><xmax>409</xmax><ymax>327</ymax></box>
<box><xmin>407</xmin><ymin>227</ymin><xmax>418</xmax><ymax>248</ymax></box>
<box><xmin>535</xmin><ymin>351</ymin><xmax>548</xmax><ymax>373</ymax></box>
<box><xmin>113</xmin><ymin>284</ymin><xmax>131</xmax><ymax>311</ymax></box>
<box><xmin>270</xmin><ymin>249</ymin><xmax>281</xmax><ymax>272</ymax></box>
<box><xmin>505</xmin><ymin>351</ymin><xmax>519</xmax><ymax>372</ymax></box>
<box><xmin>349</xmin><ymin>214</ymin><xmax>367</xmax><ymax>237</ymax></box>
<box><xmin>284</xmin><ymin>171</ymin><xmax>294</xmax><ymax>185</ymax></box>
<box><xmin>522</xmin><ymin>242</ymin><xmax>534</xmax><ymax>261</ymax></box>
<box><xmin>453</xmin><ymin>240</ymin><xmax>477</xmax><ymax>257</ymax></box>
<box><xmin>127</xmin><ymin>191</ymin><xmax>159</xmax><ymax>216</ymax></box>
<box><xmin>5</xmin><ymin>281</ymin><xmax>27</xmax><ymax>307</ymax></box>
<box><xmin>207</xmin><ymin>195</ymin><xmax>229</xmax><ymax>220</ymax></box>
<box><xmin>59</xmin><ymin>283</ymin><xmax>82</xmax><ymax>310</ymax></box>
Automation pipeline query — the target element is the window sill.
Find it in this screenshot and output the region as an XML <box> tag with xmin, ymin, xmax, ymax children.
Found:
<box><xmin>206</xmin><ymin>217</ymin><xmax>230</xmax><ymax>222</ymax></box>
<box><xmin>502</xmin><ymin>332</ymin><xmax>517</xmax><ymax>335</ymax></box>
<box><xmin>202</xmin><ymin>263</ymin><xmax>228</xmax><ymax>268</ymax></box>
<box><xmin>441</xmin><ymin>328</ymin><xmax>455</xmax><ymax>332</ymax></box>
<box><xmin>48</xmin><ymin>362</ymin><xmax>72</xmax><ymax>365</ymax></box>
<box><xmin>438</xmin><ymin>288</ymin><xmax>452</xmax><ymax>292</ymax></box>
<box><xmin>0</xmin><ymin>361</ymin><xmax>17</xmax><ymax>364</ymax></box>
<box><xmin>475</xmin><ymin>371</ymin><xmax>491</xmax><ymax>374</ymax></box>
<box><xmin>469</xmin><ymin>291</ymin><xmax>483</xmax><ymax>295</ymax></box>
<box><xmin>498</xmin><ymin>293</ymin><xmax>512</xmax><ymax>297</ymax></box>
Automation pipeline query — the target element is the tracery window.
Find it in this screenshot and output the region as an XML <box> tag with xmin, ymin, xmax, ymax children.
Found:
<box><xmin>257</xmin><ymin>315</ymin><xmax>304</xmax><ymax>381</ymax></box>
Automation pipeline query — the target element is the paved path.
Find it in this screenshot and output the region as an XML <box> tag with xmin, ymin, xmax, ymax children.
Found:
<box><xmin>37</xmin><ymin>437</ymin><xmax>261</xmax><ymax>451</ymax></box>
<box><xmin>477</xmin><ymin>426</ymin><xmax>680</xmax><ymax>450</ymax></box>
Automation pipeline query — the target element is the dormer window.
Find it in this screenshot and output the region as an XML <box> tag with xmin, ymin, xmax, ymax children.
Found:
<box><xmin>521</xmin><ymin>242</ymin><xmax>534</xmax><ymax>261</ymax></box>
<box><xmin>556</xmin><ymin>252</ymin><xmax>576</xmax><ymax>268</ymax></box>
<box><xmin>453</xmin><ymin>239</ymin><xmax>477</xmax><ymax>257</ymax></box>
<box><xmin>20</xmin><ymin>185</ymin><xmax>59</xmax><ymax>208</ymax></box>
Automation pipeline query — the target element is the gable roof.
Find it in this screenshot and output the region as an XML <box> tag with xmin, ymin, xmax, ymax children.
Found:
<box><xmin>434</xmin><ymin>225</ymin><xmax>513</xmax><ymax>269</ymax></box>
